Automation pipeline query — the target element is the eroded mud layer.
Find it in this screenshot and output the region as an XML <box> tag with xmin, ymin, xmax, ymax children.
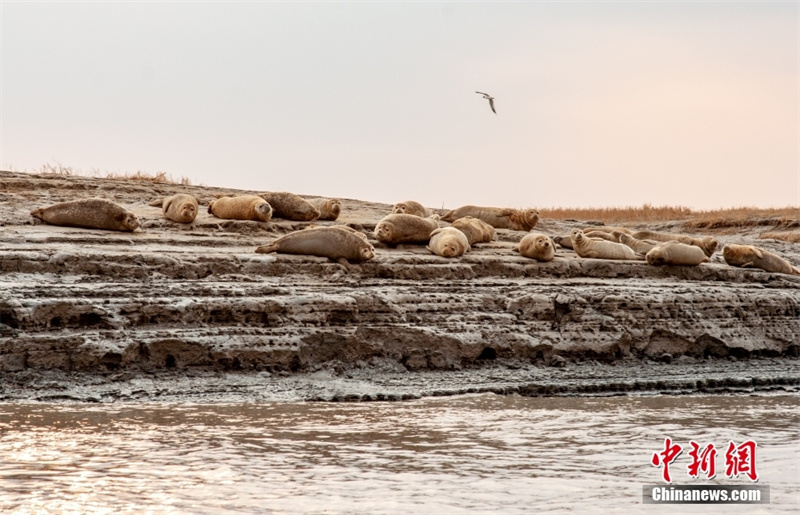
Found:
<box><xmin>1</xmin><ymin>171</ymin><xmax>799</xmax><ymax>398</ymax></box>
<box><xmin>0</xmin><ymin>359</ymin><xmax>797</xmax><ymax>403</ymax></box>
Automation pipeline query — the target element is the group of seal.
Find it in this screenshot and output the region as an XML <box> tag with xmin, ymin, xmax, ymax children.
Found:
<box><xmin>440</xmin><ymin>205</ymin><xmax>540</xmax><ymax>232</ymax></box>
<box><xmin>30</xmin><ymin>190</ymin><xmax>343</xmax><ymax>231</ymax></box>
<box><xmin>569</xmin><ymin>229</ymin><xmax>640</xmax><ymax>260</ymax></box>
<box><xmin>27</xmin><ymin>194</ymin><xmax>800</xmax><ymax>275</ymax></box>
<box><xmin>379</xmin><ymin>203</ymin><xmax>501</xmax><ymax>258</ymax></box>
<box><xmin>208</xmin><ymin>192</ymin><xmax>341</xmax><ymax>223</ymax></box>
<box><xmin>546</xmin><ymin>224</ymin><xmax>799</xmax><ymax>275</ymax></box>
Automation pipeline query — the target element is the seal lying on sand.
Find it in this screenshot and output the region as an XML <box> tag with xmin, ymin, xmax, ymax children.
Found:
<box><xmin>440</xmin><ymin>206</ymin><xmax>539</xmax><ymax>231</ymax></box>
<box><xmin>392</xmin><ymin>201</ymin><xmax>433</xmax><ymax>218</ymax></box>
<box><xmin>518</xmin><ymin>233</ymin><xmax>556</xmax><ymax>262</ymax></box>
<box><xmin>374</xmin><ymin>214</ymin><xmax>440</xmax><ymax>245</ymax></box>
<box><xmin>581</xmin><ymin>226</ymin><xmax>632</xmax><ymax>236</ymax></box>
<box><xmin>631</xmin><ymin>230</ymin><xmax>718</xmax><ymax>258</ymax></box>
<box><xmin>255</xmin><ymin>226</ymin><xmax>375</xmax><ymax>264</ymax></box>
<box><xmin>616</xmin><ymin>232</ymin><xmax>658</xmax><ymax>255</ymax></box>
<box><xmin>646</xmin><ymin>241</ymin><xmax>709</xmax><ymax>266</ymax></box>
<box><xmin>722</xmin><ymin>244</ymin><xmax>800</xmax><ymax>275</ymax></box>
<box><xmin>208</xmin><ymin>195</ymin><xmax>272</xmax><ymax>222</ymax></box>
<box><xmin>450</xmin><ymin>216</ymin><xmax>496</xmax><ymax>246</ymax></box>
<box><xmin>308</xmin><ymin>198</ymin><xmax>341</xmax><ymax>221</ymax></box>
<box><xmin>552</xmin><ymin>235</ymin><xmax>575</xmax><ymax>249</ymax></box>
<box><xmin>570</xmin><ymin>229</ymin><xmax>639</xmax><ymax>260</ymax></box>
<box><xmin>584</xmin><ymin>230</ymin><xmax>619</xmax><ymax>242</ymax></box>
<box><xmin>31</xmin><ymin>198</ymin><xmax>140</xmax><ymax>232</ymax></box>
<box><xmin>260</xmin><ymin>192</ymin><xmax>320</xmax><ymax>221</ymax></box>
<box><xmin>149</xmin><ymin>194</ymin><xmax>198</xmax><ymax>223</ymax></box>
<box><xmin>427</xmin><ymin>227</ymin><xmax>470</xmax><ymax>258</ymax></box>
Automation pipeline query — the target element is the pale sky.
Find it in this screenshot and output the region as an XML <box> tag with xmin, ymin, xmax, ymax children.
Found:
<box><xmin>2</xmin><ymin>1</ymin><xmax>798</xmax><ymax>210</ymax></box>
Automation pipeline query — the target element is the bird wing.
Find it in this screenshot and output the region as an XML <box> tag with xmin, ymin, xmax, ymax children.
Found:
<box><xmin>475</xmin><ymin>91</ymin><xmax>489</xmax><ymax>96</ymax></box>
<box><xmin>488</xmin><ymin>97</ymin><xmax>496</xmax><ymax>114</ymax></box>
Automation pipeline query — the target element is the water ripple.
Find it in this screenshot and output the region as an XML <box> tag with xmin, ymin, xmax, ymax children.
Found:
<box><xmin>0</xmin><ymin>395</ymin><xmax>797</xmax><ymax>514</ymax></box>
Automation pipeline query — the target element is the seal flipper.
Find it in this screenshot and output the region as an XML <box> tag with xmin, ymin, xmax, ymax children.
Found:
<box><xmin>335</xmin><ymin>257</ymin><xmax>352</xmax><ymax>271</ymax></box>
<box><xmin>148</xmin><ymin>198</ymin><xmax>164</xmax><ymax>208</ymax></box>
<box><xmin>255</xmin><ymin>244</ymin><xmax>279</xmax><ymax>254</ymax></box>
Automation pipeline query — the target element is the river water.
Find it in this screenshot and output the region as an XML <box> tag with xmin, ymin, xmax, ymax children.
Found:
<box><xmin>0</xmin><ymin>394</ymin><xmax>797</xmax><ymax>514</ymax></box>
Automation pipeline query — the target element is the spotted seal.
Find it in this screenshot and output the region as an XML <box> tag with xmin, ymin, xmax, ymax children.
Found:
<box><xmin>31</xmin><ymin>198</ymin><xmax>140</xmax><ymax>232</ymax></box>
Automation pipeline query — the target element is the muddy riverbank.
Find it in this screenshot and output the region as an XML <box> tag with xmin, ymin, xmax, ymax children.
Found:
<box><xmin>1</xmin><ymin>171</ymin><xmax>798</xmax><ymax>401</ymax></box>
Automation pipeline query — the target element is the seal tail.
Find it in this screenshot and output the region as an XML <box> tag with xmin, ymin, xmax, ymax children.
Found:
<box><xmin>255</xmin><ymin>244</ymin><xmax>279</xmax><ymax>254</ymax></box>
<box><xmin>30</xmin><ymin>208</ymin><xmax>44</xmax><ymax>220</ymax></box>
<box><xmin>207</xmin><ymin>202</ymin><xmax>214</xmax><ymax>214</ymax></box>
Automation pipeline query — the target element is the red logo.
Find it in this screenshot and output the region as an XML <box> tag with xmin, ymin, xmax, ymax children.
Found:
<box><xmin>687</xmin><ymin>441</ymin><xmax>717</xmax><ymax>479</ymax></box>
<box><xmin>651</xmin><ymin>437</ymin><xmax>683</xmax><ymax>483</ymax></box>
<box><xmin>652</xmin><ymin>438</ymin><xmax>758</xmax><ymax>483</ymax></box>
<box><xmin>725</xmin><ymin>440</ymin><xmax>758</xmax><ymax>481</ymax></box>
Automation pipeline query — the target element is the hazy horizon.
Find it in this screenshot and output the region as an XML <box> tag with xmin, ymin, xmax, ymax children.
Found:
<box><xmin>2</xmin><ymin>2</ymin><xmax>799</xmax><ymax>210</ymax></box>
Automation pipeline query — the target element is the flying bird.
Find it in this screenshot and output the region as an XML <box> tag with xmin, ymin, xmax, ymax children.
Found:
<box><xmin>475</xmin><ymin>91</ymin><xmax>496</xmax><ymax>114</ymax></box>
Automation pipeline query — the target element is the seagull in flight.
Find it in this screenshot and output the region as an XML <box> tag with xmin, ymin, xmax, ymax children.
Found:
<box><xmin>475</xmin><ymin>91</ymin><xmax>496</xmax><ymax>114</ymax></box>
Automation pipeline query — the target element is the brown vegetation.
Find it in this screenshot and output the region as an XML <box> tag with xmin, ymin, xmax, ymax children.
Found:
<box><xmin>541</xmin><ymin>204</ymin><xmax>799</xmax><ymax>226</ymax></box>
<box><xmin>539</xmin><ymin>204</ymin><xmax>695</xmax><ymax>223</ymax></box>
<box><xmin>20</xmin><ymin>163</ymin><xmax>192</xmax><ymax>186</ymax></box>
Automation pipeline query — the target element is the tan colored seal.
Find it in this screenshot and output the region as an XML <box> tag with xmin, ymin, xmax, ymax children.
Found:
<box><xmin>581</xmin><ymin>226</ymin><xmax>632</xmax><ymax>236</ymax></box>
<box><xmin>584</xmin><ymin>230</ymin><xmax>619</xmax><ymax>242</ymax></box>
<box><xmin>450</xmin><ymin>216</ymin><xmax>496</xmax><ymax>245</ymax></box>
<box><xmin>570</xmin><ymin>229</ymin><xmax>639</xmax><ymax>260</ymax></box>
<box><xmin>392</xmin><ymin>200</ymin><xmax>433</xmax><ymax>218</ymax></box>
<box><xmin>304</xmin><ymin>224</ymin><xmax>369</xmax><ymax>243</ymax></box>
<box><xmin>374</xmin><ymin>214</ymin><xmax>440</xmax><ymax>245</ymax></box>
<box><xmin>555</xmin><ymin>233</ymin><xmax>607</xmax><ymax>250</ymax></box>
<box><xmin>427</xmin><ymin>227</ymin><xmax>470</xmax><ymax>258</ymax></box>
<box><xmin>256</xmin><ymin>226</ymin><xmax>375</xmax><ymax>264</ymax></box>
<box><xmin>631</xmin><ymin>230</ymin><xmax>718</xmax><ymax>258</ymax></box>
<box><xmin>308</xmin><ymin>198</ymin><xmax>342</xmax><ymax>221</ymax></box>
<box><xmin>149</xmin><ymin>194</ymin><xmax>198</xmax><ymax>223</ymax></box>
<box><xmin>260</xmin><ymin>192</ymin><xmax>320</xmax><ymax>221</ymax></box>
<box><xmin>518</xmin><ymin>233</ymin><xmax>556</xmax><ymax>262</ymax></box>
<box><xmin>646</xmin><ymin>241</ymin><xmax>710</xmax><ymax>266</ymax></box>
<box><xmin>207</xmin><ymin>195</ymin><xmax>272</xmax><ymax>222</ymax></box>
<box><xmin>30</xmin><ymin>198</ymin><xmax>140</xmax><ymax>232</ymax></box>
<box><xmin>722</xmin><ymin>244</ymin><xmax>800</xmax><ymax>275</ymax></box>
<box><xmin>616</xmin><ymin>232</ymin><xmax>658</xmax><ymax>255</ymax></box>
<box><xmin>552</xmin><ymin>235</ymin><xmax>574</xmax><ymax>249</ymax></box>
<box><xmin>440</xmin><ymin>205</ymin><xmax>539</xmax><ymax>231</ymax></box>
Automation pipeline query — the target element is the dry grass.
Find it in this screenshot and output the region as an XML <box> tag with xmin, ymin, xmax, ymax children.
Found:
<box><xmin>683</xmin><ymin>207</ymin><xmax>800</xmax><ymax>230</ymax></box>
<box><xmin>541</xmin><ymin>204</ymin><xmax>799</xmax><ymax>226</ymax></box>
<box><xmin>541</xmin><ymin>204</ymin><xmax>695</xmax><ymax>223</ymax></box>
<box><xmin>28</xmin><ymin>163</ymin><xmax>192</xmax><ymax>186</ymax></box>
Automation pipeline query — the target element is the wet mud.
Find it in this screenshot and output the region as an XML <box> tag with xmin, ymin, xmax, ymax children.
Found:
<box><xmin>1</xmin><ymin>171</ymin><xmax>799</xmax><ymax>401</ymax></box>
